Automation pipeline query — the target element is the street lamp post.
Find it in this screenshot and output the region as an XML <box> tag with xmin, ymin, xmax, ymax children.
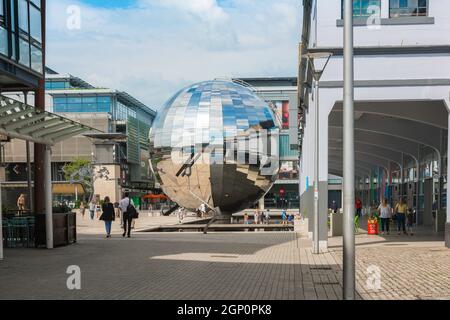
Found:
<box><xmin>303</xmin><ymin>52</ymin><xmax>333</xmax><ymax>254</ymax></box>
<box><xmin>343</xmin><ymin>0</ymin><xmax>356</xmax><ymax>300</ymax></box>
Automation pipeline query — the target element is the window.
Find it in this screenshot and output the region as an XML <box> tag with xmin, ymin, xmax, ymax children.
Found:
<box><xmin>30</xmin><ymin>44</ymin><xmax>42</xmax><ymax>73</ymax></box>
<box><xmin>342</xmin><ymin>0</ymin><xmax>381</xmax><ymax>18</ymax></box>
<box><xmin>5</xmin><ymin>0</ymin><xmax>43</xmax><ymax>73</ymax></box>
<box><xmin>29</xmin><ymin>4</ymin><xmax>41</xmax><ymax>42</ymax></box>
<box><xmin>18</xmin><ymin>0</ymin><xmax>28</xmax><ymax>33</ymax></box>
<box><xmin>390</xmin><ymin>0</ymin><xmax>428</xmax><ymax>17</ymax></box>
<box><xmin>0</xmin><ymin>26</ymin><xmax>6</xmax><ymax>55</ymax></box>
<box><xmin>46</xmin><ymin>81</ymin><xmax>70</xmax><ymax>90</ymax></box>
<box><xmin>19</xmin><ymin>37</ymin><xmax>30</xmax><ymax>67</ymax></box>
<box><xmin>0</xmin><ymin>0</ymin><xmax>4</xmax><ymax>20</ymax></box>
<box><xmin>52</xmin><ymin>95</ymin><xmax>112</xmax><ymax>113</ymax></box>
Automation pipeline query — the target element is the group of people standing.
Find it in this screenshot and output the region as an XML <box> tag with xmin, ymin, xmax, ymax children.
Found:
<box><xmin>79</xmin><ymin>192</ymin><xmax>138</xmax><ymax>238</ymax></box>
<box><xmin>377</xmin><ymin>197</ymin><xmax>414</xmax><ymax>236</ymax></box>
<box><xmin>242</xmin><ymin>208</ymin><xmax>294</xmax><ymax>225</ymax></box>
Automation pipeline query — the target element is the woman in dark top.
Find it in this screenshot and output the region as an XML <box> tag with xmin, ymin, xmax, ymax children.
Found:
<box><xmin>100</xmin><ymin>196</ymin><xmax>115</xmax><ymax>238</ymax></box>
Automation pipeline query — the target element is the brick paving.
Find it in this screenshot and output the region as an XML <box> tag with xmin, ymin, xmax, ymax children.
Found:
<box><xmin>0</xmin><ymin>225</ymin><xmax>449</xmax><ymax>300</ymax></box>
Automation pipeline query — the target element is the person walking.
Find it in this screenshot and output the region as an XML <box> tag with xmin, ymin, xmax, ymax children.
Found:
<box><xmin>378</xmin><ymin>199</ymin><xmax>392</xmax><ymax>235</ymax></box>
<box><xmin>243</xmin><ymin>212</ymin><xmax>249</xmax><ymax>225</ymax></box>
<box><xmin>95</xmin><ymin>202</ymin><xmax>102</xmax><ymax>219</ymax></box>
<box><xmin>79</xmin><ymin>201</ymin><xmax>86</xmax><ymax>219</ymax></box>
<box><xmin>264</xmin><ymin>209</ymin><xmax>271</xmax><ymax>224</ymax></box>
<box><xmin>406</xmin><ymin>208</ymin><xmax>415</xmax><ymax>236</ymax></box>
<box><xmin>177</xmin><ymin>207</ymin><xmax>184</xmax><ymax>224</ymax></box>
<box><xmin>355</xmin><ymin>198</ymin><xmax>362</xmax><ymax>218</ymax></box>
<box><xmin>394</xmin><ymin>197</ymin><xmax>408</xmax><ymax>235</ymax></box>
<box><xmin>89</xmin><ymin>201</ymin><xmax>96</xmax><ymax>220</ymax></box>
<box><xmin>254</xmin><ymin>209</ymin><xmax>259</xmax><ymax>225</ymax></box>
<box><xmin>119</xmin><ymin>192</ymin><xmax>135</xmax><ymax>238</ymax></box>
<box><xmin>331</xmin><ymin>200</ymin><xmax>338</xmax><ymax>214</ymax></box>
<box><xmin>281</xmin><ymin>209</ymin><xmax>287</xmax><ymax>226</ymax></box>
<box><xmin>100</xmin><ymin>196</ymin><xmax>115</xmax><ymax>238</ymax></box>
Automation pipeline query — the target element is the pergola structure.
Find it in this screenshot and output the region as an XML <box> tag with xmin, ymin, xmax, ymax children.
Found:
<box><xmin>0</xmin><ymin>94</ymin><xmax>99</xmax><ymax>259</ymax></box>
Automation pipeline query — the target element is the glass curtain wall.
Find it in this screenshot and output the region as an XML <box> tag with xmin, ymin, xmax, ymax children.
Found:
<box><xmin>0</xmin><ymin>0</ymin><xmax>42</xmax><ymax>73</ymax></box>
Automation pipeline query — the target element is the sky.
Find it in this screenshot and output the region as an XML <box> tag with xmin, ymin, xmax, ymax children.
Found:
<box><xmin>46</xmin><ymin>0</ymin><xmax>302</xmax><ymax>110</ymax></box>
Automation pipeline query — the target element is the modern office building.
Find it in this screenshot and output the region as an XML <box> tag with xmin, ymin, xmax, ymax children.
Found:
<box><xmin>2</xmin><ymin>68</ymin><xmax>157</xmax><ymax>206</ymax></box>
<box><xmin>299</xmin><ymin>0</ymin><xmax>450</xmax><ymax>248</ymax></box>
<box><xmin>0</xmin><ymin>0</ymin><xmax>43</xmax><ymax>88</ymax></box>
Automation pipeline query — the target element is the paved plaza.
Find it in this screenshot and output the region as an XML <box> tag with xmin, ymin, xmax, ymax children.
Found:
<box><xmin>0</xmin><ymin>218</ymin><xmax>449</xmax><ymax>300</ymax></box>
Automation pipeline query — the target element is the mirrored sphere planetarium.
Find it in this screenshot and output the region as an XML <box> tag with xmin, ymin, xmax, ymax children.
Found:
<box><xmin>149</xmin><ymin>80</ymin><xmax>280</xmax><ymax>215</ymax></box>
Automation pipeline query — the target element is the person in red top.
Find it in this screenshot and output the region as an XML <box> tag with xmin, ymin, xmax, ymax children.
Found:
<box><xmin>355</xmin><ymin>198</ymin><xmax>362</xmax><ymax>218</ymax></box>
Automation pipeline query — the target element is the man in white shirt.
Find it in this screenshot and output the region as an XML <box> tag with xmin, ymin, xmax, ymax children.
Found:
<box><xmin>119</xmin><ymin>192</ymin><xmax>135</xmax><ymax>238</ymax></box>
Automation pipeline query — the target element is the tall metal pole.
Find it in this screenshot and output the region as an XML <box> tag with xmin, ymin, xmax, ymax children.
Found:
<box><xmin>44</xmin><ymin>146</ymin><xmax>53</xmax><ymax>249</ymax></box>
<box><xmin>343</xmin><ymin>0</ymin><xmax>355</xmax><ymax>300</ymax></box>
<box><xmin>313</xmin><ymin>78</ymin><xmax>320</xmax><ymax>254</ymax></box>
<box><xmin>24</xmin><ymin>92</ymin><xmax>33</xmax><ymax>212</ymax></box>
<box><xmin>34</xmin><ymin>0</ymin><xmax>46</xmax><ymax>215</ymax></box>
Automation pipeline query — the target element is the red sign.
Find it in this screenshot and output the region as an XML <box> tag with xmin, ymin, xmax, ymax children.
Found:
<box><xmin>367</xmin><ymin>219</ymin><xmax>379</xmax><ymax>235</ymax></box>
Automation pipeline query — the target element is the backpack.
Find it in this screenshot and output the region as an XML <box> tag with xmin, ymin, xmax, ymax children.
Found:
<box><xmin>126</xmin><ymin>198</ymin><xmax>139</xmax><ymax>219</ymax></box>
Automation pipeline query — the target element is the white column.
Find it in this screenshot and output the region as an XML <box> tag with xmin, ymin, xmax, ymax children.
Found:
<box><xmin>44</xmin><ymin>146</ymin><xmax>53</xmax><ymax>249</ymax></box>
<box><xmin>447</xmin><ymin>113</ymin><xmax>450</xmax><ymax>223</ymax></box>
<box><xmin>0</xmin><ymin>180</ymin><xmax>3</xmax><ymax>260</ymax></box>
<box><xmin>446</xmin><ymin>114</ymin><xmax>450</xmax><ymax>248</ymax></box>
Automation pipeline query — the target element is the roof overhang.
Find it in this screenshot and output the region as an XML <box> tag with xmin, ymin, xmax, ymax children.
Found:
<box><xmin>0</xmin><ymin>94</ymin><xmax>101</xmax><ymax>145</ymax></box>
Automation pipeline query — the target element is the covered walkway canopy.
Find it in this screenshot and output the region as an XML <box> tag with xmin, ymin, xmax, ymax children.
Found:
<box><xmin>328</xmin><ymin>99</ymin><xmax>448</xmax><ymax>227</ymax></box>
<box><xmin>0</xmin><ymin>94</ymin><xmax>101</xmax><ymax>259</ymax></box>
<box><xmin>0</xmin><ymin>95</ymin><xmax>96</xmax><ymax>145</ymax></box>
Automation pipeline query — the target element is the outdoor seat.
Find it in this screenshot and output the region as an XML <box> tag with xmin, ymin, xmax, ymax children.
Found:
<box><xmin>2</xmin><ymin>219</ymin><xmax>14</xmax><ymax>248</ymax></box>
<box><xmin>9</xmin><ymin>217</ymin><xmax>31</xmax><ymax>248</ymax></box>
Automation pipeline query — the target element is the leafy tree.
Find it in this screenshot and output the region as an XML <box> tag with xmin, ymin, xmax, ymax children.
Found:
<box><xmin>62</xmin><ymin>158</ymin><xmax>93</xmax><ymax>201</ymax></box>
<box><xmin>62</xmin><ymin>158</ymin><xmax>110</xmax><ymax>202</ymax></box>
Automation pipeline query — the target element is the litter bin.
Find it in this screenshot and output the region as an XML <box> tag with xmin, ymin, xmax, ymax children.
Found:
<box><xmin>367</xmin><ymin>218</ymin><xmax>379</xmax><ymax>235</ymax></box>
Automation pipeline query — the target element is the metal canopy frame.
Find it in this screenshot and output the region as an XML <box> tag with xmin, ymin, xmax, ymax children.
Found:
<box><xmin>0</xmin><ymin>94</ymin><xmax>100</xmax><ymax>145</ymax></box>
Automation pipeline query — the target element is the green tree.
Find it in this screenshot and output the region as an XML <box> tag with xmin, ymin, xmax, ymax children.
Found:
<box><xmin>62</xmin><ymin>158</ymin><xmax>92</xmax><ymax>200</ymax></box>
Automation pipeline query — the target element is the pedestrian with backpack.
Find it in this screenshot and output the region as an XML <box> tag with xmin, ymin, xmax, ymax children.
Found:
<box><xmin>119</xmin><ymin>192</ymin><xmax>138</xmax><ymax>238</ymax></box>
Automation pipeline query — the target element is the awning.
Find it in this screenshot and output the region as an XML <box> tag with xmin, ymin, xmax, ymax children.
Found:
<box><xmin>0</xmin><ymin>94</ymin><xmax>100</xmax><ymax>145</ymax></box>
<box><xmin>53</xmin><ymin>183</ymin><xmax>85</xmax><ymax>195</ymax></box>
<box><xmin>142</xmin><ymin>194</ymin><xmax>168</xmax><ymax>200</ymax></box>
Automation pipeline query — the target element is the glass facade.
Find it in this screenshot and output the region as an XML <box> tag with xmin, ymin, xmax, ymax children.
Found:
<box><xmin>149</xmin><ymin>80</ymin><xmax>280</xmax><ymax>214</ymax></box>
<box><xmin>390</xmin><ymin>0</ymin><xmax>428</xmax><ymax>17</ymax></box>
<box><xmin>0</xmin><ymin>0</ymin><xmax>43</xmax><ymax>74</ymax></box>
<box><xmin>53</xmin><ymin>96</ymin><xmax>112</xmax><ymax>113</ymax></box>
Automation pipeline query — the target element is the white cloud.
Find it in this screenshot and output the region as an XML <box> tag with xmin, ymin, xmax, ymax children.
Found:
<box><xmin>46</xmin><ymin>0</ymin><xmax>302</xmax><ymax>109</ymax></box>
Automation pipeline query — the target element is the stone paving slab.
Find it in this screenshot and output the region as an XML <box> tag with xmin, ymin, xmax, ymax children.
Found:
<box><xmin>0</xmin><ymin>230</ymin><xmax>449</xmax><ymax>300</ymax></box>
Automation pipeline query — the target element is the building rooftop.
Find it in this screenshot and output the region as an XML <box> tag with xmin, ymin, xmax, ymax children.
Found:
<box><xmin>45</xmin><ymin>68</ymin><xmax>157</xmax><ymax>117</ymax></box>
